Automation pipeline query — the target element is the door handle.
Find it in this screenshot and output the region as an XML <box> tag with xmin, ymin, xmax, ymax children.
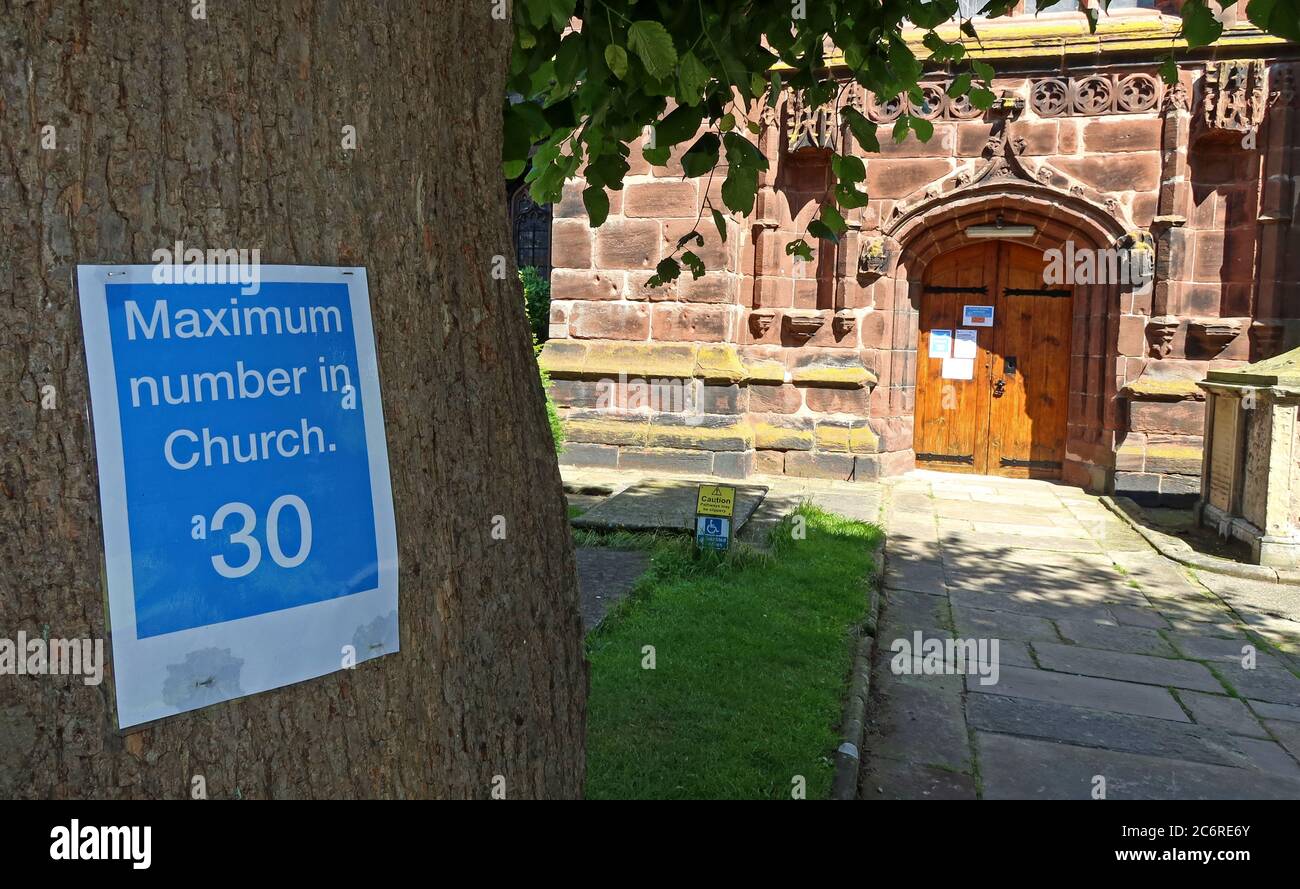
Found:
<box><xmin>993</xmin><ymin>379</ymin><xmax>1005</xmax><ymax>398</ymax></box>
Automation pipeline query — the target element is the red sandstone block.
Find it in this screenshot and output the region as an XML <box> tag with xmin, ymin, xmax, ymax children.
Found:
<box><xmin>784</xmin><ymin>451</ymin><xmax>856</xmax><ymax>481</ymax></box>
<box><xmin>568</xmin><ymin>301</ymin><xmax>650</xmax><ymax>340</ymax></box>
<box><xmin>625</xmin><ymin>270</ymin><xmax>678</xmax><ymax>302</ymax></box>
<box><xmin>956</xmin><ymin>122</ymin><xmax>994</xmax><ymax>156</ymax></box>
<box><xmin>623</xmin><ymin>180</ymin><xmax>699</xmax><ymax>218</ymax></box>
<box><xmin>551</xmin><ymin>269</ymin><xmax>621</xmax><ymax>301</ymax></box>
<box><xmin>1057</xmin><ymin>119</ymin><xmax>1080</xmax><ymax>154</ymax></box>
<box><xmin>1129</xmin><ymin>400</ymin><xmax>1205</xmax><ymax>434</ymax></box>
<box><xmin>749</xmin><ymin>383</ymin><xmax>802</xmax><ymax>413</ymax></box>
<box><xmin>755</xmin><ymin>450</ymin><xmax>785</xmax><ymax>474</ymax></box>
<box><xmin>663</xmin><ymin>219</ymin><xmax>732</xmax><ymax>269</ymax></box>
<box><xmin>1116</xmin><ymin>314</ymin><xmax>1147</xmax><ymax>358</ymax></box>
<box><xmin>1016</xmin><ymin>121</ymin><xmax>1058</xmax><ymax>156</ymax></box>
<box><xmin>678</xmin><ymin>272</ymin><xmax>737</xmax><ymax>304</ymax></box>
<box><xmin>1053</xmin><ymin>153</ymin><xmax>1160</xmax><ymax>193</ymax></box>
<box><xmin>752</xmin><ymin>276</ymin><xmax>793</xmax><ymax>309</ymax></box>
<box><xmin>551</xmin><ymin>219</ymin><xmax>593</xmax><ymax>269</ymax></box>
<box><xmin>650</xmin><ymin>304</ymin><xmax>732</xmax><ymax>342</ymax></box>
<box><xmin>866</xmin><ymin>158</ymin><xmax>954</xmax><ymax>199</ymax></box>
<box><xmin>1082</xmin><ymin>118</ymin><xmax>1163</xmax><ymax>153</ymax></box>
<box><xmin>593</xmin><ymin>219</ymin><xmax>660</xmax><ymax>269</ymax></box>
<box><xmin>804</xmin><ymin>386</ymin><xmax>872</xmax><ymax>414</ymax></box>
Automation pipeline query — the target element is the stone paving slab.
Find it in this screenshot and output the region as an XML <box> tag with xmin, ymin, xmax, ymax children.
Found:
<box><xmin>972</xmin><ymin>664</ymin><xmax>1189</xmax><ymax>721</ymax></box>
<box><xmin>978</xmin><ymin>732</ymin><xmax>1300</xmax><ymax>800</ymax></box>
<box><xmin>862</xmin><ymin>472</ymin><xmax>1300</xmax><ymax>800</ymax></box>
<box><xmin>859</xmin><ymin>756</ymin><xmax>978</xmax><ymax>800</ymax></box>
<box><xmin>1031</xmin><ymin>641</ymin><xmax>1225</xmax><ymax>693</ymax></box>
<box><xmin>1054</xmin><ymin>617</ymin><xmax>1178</xmax><ymax>657</ymax></box>
<box><xmin>865</xmin><ymin>682</ymin><xmax>971</xmax><ymax>771</ymax></box>
<box><xmin>1176</xmin><ymin>690</ymin><xmax>1269</xmax><ymax>738</ymax></box>
<box><xmin>967</xmin><ymin>694</ymin><xmax>1248</xmax><ymax>767</ymax></box>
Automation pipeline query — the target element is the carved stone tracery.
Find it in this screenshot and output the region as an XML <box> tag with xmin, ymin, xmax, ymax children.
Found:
<box><xmin>1030</xmin><ymin>72</ymin><xmax>1163</xmax><ymax>117</ymax></box>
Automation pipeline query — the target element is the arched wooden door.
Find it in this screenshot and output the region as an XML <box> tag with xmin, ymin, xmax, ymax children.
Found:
<box><xmin>914</xmin><ymin>241</ymin><xmax>1072</xmax><ymax>479</ymax></box>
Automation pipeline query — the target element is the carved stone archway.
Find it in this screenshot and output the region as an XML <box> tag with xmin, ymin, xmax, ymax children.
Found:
<box><xmin>863</xmin><ymin>161</ymin><xmax>1138</xmax><ymax>491</ymax></box>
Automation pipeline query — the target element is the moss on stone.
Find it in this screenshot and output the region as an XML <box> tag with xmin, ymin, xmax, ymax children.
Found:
<box><xmin>646</xmin><ymin>421</ymin><xmax>755</xmax><ymax>452</ymax></box>
<box><xmin>791</xmin><ymin>365</ymin><xmax>877</xmax><ymax>388</ymax></box>
<box><xmin>1123</xmin><ymin>378</ymin><xmax>1203</xmax><ymax>400</ymax></box>
<box><xmin>694</xmin><ymin>344</ymin><xmax>746</xmax><ymax>382</ymax></box>
<box><xmin>742</xmin><ymin>358</ymin><xmax>787</xmax><ymax>384</ymax></box>
<box><xmin>752</xmin><ymin>421</ymin><xmax>815</xmax><ymax>451</ymax></box>
<box><xmin>814</xmin><ymin>423</ymin><xmax>879</xmax><ymax>454</ymax></box>
<box><xmin>564</xmin><ymin>418</ymin><xmax>649</xmax><ymax>447</ymax></box>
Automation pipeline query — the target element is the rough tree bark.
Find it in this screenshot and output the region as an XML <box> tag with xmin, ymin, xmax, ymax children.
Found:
<box><xmin>0</xmin><ymin>1</ymin><xmax>586</xmax><ymax>798</ymax></box>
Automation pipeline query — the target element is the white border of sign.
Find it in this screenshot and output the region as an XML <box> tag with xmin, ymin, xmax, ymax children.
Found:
<box><xmin>77</xmin><ymin>264</ymin><xmax>399</xmax><ymax>728</ymax></box>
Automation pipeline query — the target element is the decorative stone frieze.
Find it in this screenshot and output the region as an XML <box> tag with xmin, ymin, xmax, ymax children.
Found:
<box><xmin>1031</xmin><ymin>73</ymin><xmax>1163</xmax><ymax>117</ymax></box>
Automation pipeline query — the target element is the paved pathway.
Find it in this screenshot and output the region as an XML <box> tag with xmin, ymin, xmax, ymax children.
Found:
<box><xmin>862</xmin><ymin>472</ymin><xmax>1300</xmax><ymax>800</ymax></box>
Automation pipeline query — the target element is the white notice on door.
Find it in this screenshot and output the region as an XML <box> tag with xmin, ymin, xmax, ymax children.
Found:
<box><xmin>953</xmin><ymin>329</ymin><xmax>978</xmax><ymax>359</ymax></box>
<box><xmin>941</xmin><ymin>357</ymin><xmax>975</xmax><ymax>380</ymax></box>
<box><xmin>929</xmin><ymin>329</ymin><xmax>953</xmax><ymax>359</ymax></box>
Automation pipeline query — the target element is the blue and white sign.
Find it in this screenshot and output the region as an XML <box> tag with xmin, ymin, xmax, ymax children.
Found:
<box><xmin>78</xmin><ymin>265</ymin><xmax>398</xmax><ymax>727</ymax></box>
<box><xmin>695</xmin><ymin>515</ymin><xmax>732</xmax><ymax>550</ymax></box>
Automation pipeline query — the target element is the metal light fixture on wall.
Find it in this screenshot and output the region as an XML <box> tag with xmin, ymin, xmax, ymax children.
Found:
<box><xmin>966</xmin><ymin>213</ymin><xmax>1036</xmax><ymax>239</ymax></box>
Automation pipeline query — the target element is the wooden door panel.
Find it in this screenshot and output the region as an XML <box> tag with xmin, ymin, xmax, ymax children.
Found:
<box><xmin>988</xmin><ymin>243</ymin><xmax>1072</xmax><ymax>478</ymax></box>
<box><xmin>914</xmin><ymin>243</ymin><xmax>996</xmax><ymax>474</ymax></box>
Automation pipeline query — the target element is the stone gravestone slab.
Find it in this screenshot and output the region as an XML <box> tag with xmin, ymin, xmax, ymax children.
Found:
<box><xmin>572</xmin><ymin>479</ymin><xmax>768</xmax><ymax>533</ymax></box>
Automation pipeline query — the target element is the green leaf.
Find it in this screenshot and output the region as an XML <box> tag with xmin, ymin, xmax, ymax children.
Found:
<box><xmin>972</xmin><ymin>61</ymin><xmax>995</xmax><ymax>83</ymax></box>
<box><xmin>831</xmin><ymin>153</ymin><xmax>866</xmax><ymax>184</ymax></box>
<box><xmin>1083</xmin><ymin>6</ymin><xmax>1099</xmax><ymax>32</ymax></box>
<box><xmin>819</xmin><ymin>203</ymin><xmax>847</xmax><ymax>236</ymax></box>
<box><xmin>677</xmin><ymin>51</ymin><xmax>711</xmax><ymax>103</ymax></box>
<box><xmin>911</xmin><ymin>116</ymin><xmax>935</xmax><ymax>142</ymax></box>
<box><xmin>842</xmin><ymin>106</ymin><xmax>880</xmax><ymax>153</ymax></box>
<box><xmin>628</xmin><ymin>20</ymin><xmax>678</xmax><ymax>80</ymax></box>
<box><xmin>723</xmin><ymin>132</ymin><xmax>769</xmax><ymax>171</ymax></box>
<box><xmin>583</xmin><ymin>185</ymin><xmax>610</xmax><ymax>227</ymax></box>
<box><xmin>960</xmin><ymin>19</ymin><xmax>979</xmax><ymax>39</ymax></box>
<box><xmin>1248</xmin><ymin>0</ymin><xmax>1300</xmax><ymax>43</ymax></box>
<box><xmin>605</xmin><ymin>44</ymin><xmax>628</xmax><ymax>80</ymax></box>
<box><xmin>655</xmin><ymin>103</ymin><xmax>705</xmax><ymax>147</ymax></box>
<box><xmin>785</xmin><ymin>239</ymin><xmax>814</xmax><ymax>261</ymax></box>
<box><xmin>682</xmin><ymin>133</ymin><xmax>721</xmax><ymax>178</ymax></box>
<box><xmin>720</xmin><ymin>165</ymin><xmax>759</xmax><ymax>214</ymax></box>
<box><xmin>947</xmin><ymin>73</ymin><xmax>973</xmax><ymax>98</ymax></box>
<box><xmin>554</xmin><ymin>33</ymin><xmax>585</xmax><ymax>87</ymax></box>
<box><xmin>719</xmin><ymin>113</ymin><xmax>736</xmax><ymax>132</ymax></box>
<box><xmin>643</xmin><ymin>144</ymin><xmax>671</xmax><ymax>167</ymax></box>
<box><xmin>807</xmin><ymin>219</ymin><xmax>839</xmax><ymax>244</ymax></box>
<box><xmin>711</xmin><ymin>208</ymin><xmax>728</xmax><ymax>243</ymax></box>
<box><xmin>503</xmin><ymin>159</ymin><xmax>526</xmax><ymax>180</ymax></box>
<box><xmin>969</xmin><ymin>87</ymin><xmax>997</xmax><ymax>110</ymax></box>
<box><xmin>835</xmin><ymin>183</ymin><xmax>868</xmax><ymax>209</ymax></box>
<box><xmin>1180</xmin><ymin>0</ymin><xmax>1224</xmax><ymax>47</ymax></box>
<box><xmin>1158</xmin><ymin>55</ymin><xmax>1179</xmax><ymax>86</ymax></box>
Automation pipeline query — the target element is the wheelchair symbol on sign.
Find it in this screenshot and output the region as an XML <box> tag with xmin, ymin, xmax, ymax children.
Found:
<box><xmin>704</xmin><ymin>518</ymin><xmax>723</xmax><ymax>536</ymax></box>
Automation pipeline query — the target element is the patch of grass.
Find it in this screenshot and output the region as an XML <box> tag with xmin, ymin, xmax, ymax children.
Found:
<box><xmin>584</xmin><ymin>504</ymin><xmax>882</xmax><ymax>800</ymax></box>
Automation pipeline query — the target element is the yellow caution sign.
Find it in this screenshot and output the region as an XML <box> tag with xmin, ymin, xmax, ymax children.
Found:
<box><xmin>696</xmin><ymin>484</ymin><xmax>736</xmax><ymax>518</ymax></box>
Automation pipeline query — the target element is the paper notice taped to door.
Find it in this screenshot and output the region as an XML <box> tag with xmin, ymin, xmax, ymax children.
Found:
<box><xmin>928</xmin><ymin>329</ymin><xmax>953</xmax><ymax>358</ymax></box>
<box><xmin>941</xmin><ymin>357</ymin><xmax>975</xmax><ymax>380</ymax></box>
<box><xmin>953</xmin><ymin>329</ymin><xmax>978</xmax><ymax>359</ymax></box>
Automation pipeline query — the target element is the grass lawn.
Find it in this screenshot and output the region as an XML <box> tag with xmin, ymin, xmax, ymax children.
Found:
<box><xmin>581</xmin><ymin>504</ymin><xmax>881</xmax><ymax>800</ymax></box>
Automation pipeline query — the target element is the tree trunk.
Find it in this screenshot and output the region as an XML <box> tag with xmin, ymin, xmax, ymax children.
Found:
<box><xmin>0</xmin><ymin>1</ymin><xmax>586</xmax><ymax>798</ymax></box>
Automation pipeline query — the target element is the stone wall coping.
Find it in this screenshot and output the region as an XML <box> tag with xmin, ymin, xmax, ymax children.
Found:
<box><xmin>539</xmin><ymin>339</ymin><xmax>878</xmax><ymax>389</ymax></box>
